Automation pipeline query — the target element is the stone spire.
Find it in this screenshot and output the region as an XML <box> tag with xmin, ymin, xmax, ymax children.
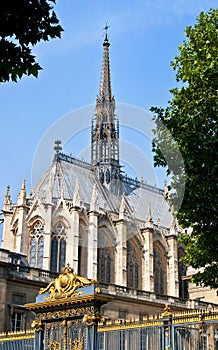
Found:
<box><xmin>119</xmin><ymin>195</ymin><xmax>127</xmax><ymax>220</ymax></box>
<box><xmin>46</xmin><ymin>173</ymin><xmax>53</xmax><ymax>203</ymax></box>
<box><xmin>91</xmin><ymin>27</ymin><xmax>120</xmax><ymax>193</ymax></box>
<box><xmin>73</xmin><ymin>179</ymin><xmax>81</xmax><ymax>207</ymax></box>
<box><xmin>99</xmin><ymin>25</ymin><xmax>112</xmax><ymax>101</ymax></box>
<box><xmin>3</xmin><ymin>185</ymin><xmax>12</xmax><ymax>211</ymax></box>
<box><xmin>17</xmin><ymin>179</ymin><xmax>26</xmax><ymax>206</ymax></box>
<box><xmin>163</xmin><ymin>180</ymin><xmax>168</xmax><ymax>199</ymax></box>
<box><xmin>145</xmin><ymin>204</ymin><xmax>153</xmax><ymax>228</ymax></box>
<box><xmin>90</xmin><ymin>184</ymin><xmax>99</xmax><ymax>212</ymax></box>
<box><xmin>170</xmin><ymin>216</ymin><xmax>177</xmax><ymax>235</ymax></box>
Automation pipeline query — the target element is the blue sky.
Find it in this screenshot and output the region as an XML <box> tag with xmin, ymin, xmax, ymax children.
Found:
<box><xmin>0</xmin><ymin>0</ymin><xmax>216</xmax><ymax>210</ymax></box>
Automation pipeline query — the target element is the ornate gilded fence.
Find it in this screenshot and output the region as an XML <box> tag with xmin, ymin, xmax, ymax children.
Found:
<box><xmin>97</xmin><ymin>306</ymin><xmax>218</xmax><ymax>350</ymax></box>
<box><xmin>0</xmin><ymin>263</ymin><xmax>217</xmax><ymax>350</ymax></box>
<box><xmin>97</xmin><ymin>320</ymin><xmax>162</xmax><ymax>349</ymax></box>
<box><xmin>0</xmin><ymin>330</ymin><xmax>34</xmax><ymax>349</ymax></box>
<box><xmin>1</xmin><ymin>307</ymin><xmax>218</xmax><ymax>350</ymax></box>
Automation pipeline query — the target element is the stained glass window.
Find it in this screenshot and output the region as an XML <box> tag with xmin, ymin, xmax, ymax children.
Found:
<box><xmin>98</xmin><ymin>234</ymin><xmax>113</xmax><ymax>284</ymax></box>
<box><xmin>29</xmin><ymin>220</ymin><xmax>44</xmax><ymax>268</ymax></box>
<box><xmin>178</xmin><ymin>248</ymin><xmax>189</xmax><ymax>299</ymax></box>
<box><xmin>154</xmin><ymin>246</ymin><xmax>167</xmax><ymax>295</ymax></box>
<box><xmin>98</xmin><ymin>247</ymin><xmax>111</xmax><ymax>283</ymax></box>
<box><xmin>127</xmin><ymin>241</ymin><xmax>139</xmax><ymax>289</ymax></box>
<box><xmin>29</xmin><ymin>237</ymin><xmax>36</xmax><ymax>267</ymax></box>
<box><xmin>50</xmin><ymin>222</ymin><xmax>66</xmax><ymax>273</ymax></box>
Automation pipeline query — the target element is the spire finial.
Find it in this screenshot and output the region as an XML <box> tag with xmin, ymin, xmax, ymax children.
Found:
<box><xmin>119</xmin><ymin>194</ymin><xmax>127</xmax><ymax>220</ymax></box>
<box><xmin>103</xmin><ymin>20</ymin><xmax>110</xmax><ymax>40</ymax></box>
<box><xmin>90</xmin><ymin>183</ymin><xmax>99</xmax><ymax>212</ymax></box>
<box><xmin>21</xmin><ymin>179</ymin><xmax>26</xmax><ymax>191</ymax></box>
<box><xmin>3</xmin><ymin>185</ymin><xmax>12</xmax><ymax>211</ymax></box>
<box><xmin>17</xmin><ymin>179</ymin><xmax>26</xmax><ymax>206</ymax></box>
<box><xmin>145</xmin><ymin>204</ymin><xmax>153</xmax><ymax>229</ymax></box>
<box><xmin>73</xmin><ymin>179</ymin><xmax>81</xmax><ymax>207</ymax></box>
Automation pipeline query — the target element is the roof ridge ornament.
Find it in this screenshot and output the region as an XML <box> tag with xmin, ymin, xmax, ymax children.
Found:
<box><xmin>54</xmin><ymin>140</ymin><xmax>62</xmax><ymax>155</ymax></box>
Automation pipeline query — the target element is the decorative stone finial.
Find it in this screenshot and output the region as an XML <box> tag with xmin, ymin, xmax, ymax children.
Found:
<box><xmin>21</xmin><ymin>179</ymin><xmax>26</xmax><ymax>191</ymax></box>
<box><xmin>17</xmin><ymin>179</ymin><xmax>26</xmax><ymax>206</ymax></box>
<box><xmin>145</xmin><ymin>204</ymin><xmax>153</xmax><ymax>229</ymax></box>
<box><xmin>119</xmin><ymin>194</ymin><xmax>127</xmax><ymax>220</ymax></box>
<box><xmin>73</xmin><ymin>179</ymin><xmax>81</xmax><ymax>207</ymax></box>
<box><xmin>163</xmin><ymin>180</ymin><xmax>168</xmax><ymax>199</ymax></box>
<box><xmin>46</xmin><ymin>173</ymin><xmax>53</xmax><ymax>202</ymax></box>
<box><xmin>54</xmin><ymin>140</ymin><xmax>62</xmax><ymax>154</ymax></box>
<box><xmin>90</xmin><ymin>184</ymin><xmax>99</xmax><ymax>212</ymax></box>
<box><xmin>3</xmin><ymin>185</ymin><xmax>11</xmax><ymax>211</ymax></box>
<box><xmin>170</xmin><ymin>216</ymin><xmax>177</xmax><ymax>235</ymax></box>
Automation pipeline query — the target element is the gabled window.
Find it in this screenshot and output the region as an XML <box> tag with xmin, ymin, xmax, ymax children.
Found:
<box><xmin>29</xmin><ymin>220</ymin><xmax>44</xmax><ymax>268</ymax></box>
<box><xmin>50</xmin><ymin>222</ymin><xmax>66</xmax><ymax>272</ymax></box>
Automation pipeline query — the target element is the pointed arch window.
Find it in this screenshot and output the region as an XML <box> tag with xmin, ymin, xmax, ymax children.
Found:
<box><xmin>78</xmin><ymin>220</ymin><xmax>88</xmax><ymax>277</ymax></box>
<box><xmin>127</xmin><ymin>241</ymin><xmax>139</xmax><ymax>289</ymax></box>
<box><xmin>98</xmin><ymin>234</ymin><xmax>113</xmax><ymax>284</ymax></box>
<box><xmin>50</xmin><ymin>222</ymin><xmax>66</xmax><ymax>272</ymax></box>
<box><xmin>98</xmin><ymin>247</ymin><xmax>111</xmax><ymax>283</ymax></box>
<box><xmin>154</xmin><ymin>246</ymin><xmax>167</xmax><ymax>295</ymax></box>
<box><xmin>29</xmin><ymin>221</ymin><xmax>44</xmax><ymax>268</ymax></box>
<box><xmin>178</xmin><ymin>248</ymin><xmax>189</xmax><ymax>299</ymax></box>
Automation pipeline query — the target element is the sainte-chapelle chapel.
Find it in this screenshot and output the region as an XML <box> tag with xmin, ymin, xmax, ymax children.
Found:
<box><xmin>0</xmin><ymin>32</ymin><xmax>217</xmax><ymax>332</ymax></box>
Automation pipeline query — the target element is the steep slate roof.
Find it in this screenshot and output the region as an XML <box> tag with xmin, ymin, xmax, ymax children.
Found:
<box><xmin>29</xmin><ymin>153</ymin><xmax>173</xmax><ymax>229</ymax></box>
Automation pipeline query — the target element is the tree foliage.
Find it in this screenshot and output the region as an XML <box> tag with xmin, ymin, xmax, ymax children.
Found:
<box><xmin>0</xmin><ymin>0</ymin><xmax>63</xmax><ymax>82</ymax></box>
<box><xmin>151</xmin><ymin>9</ymin><xmax>218</xmax><ymax>289</ymax></box>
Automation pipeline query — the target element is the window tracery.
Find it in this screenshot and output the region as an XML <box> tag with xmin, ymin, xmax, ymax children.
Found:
<box><xmin>127</xmin><ymin>241</ymin><xmax>139</xmax><ymax>289</ymax></box>
<box><xmin>78</xmin><ymin>220</ymin><xmax>88</xmax><ymax>277</ymax></box>
<box><xmin>98</xmin><ymin>234</ymin><xmax>113</xmax><ymax>284</ymax></box>
<box><xmin>29</xmin><ymin>220</ymin><xmax>44</xmax><ymax>268</ymax></box>
<box><xmin>153</xmin><ymin>245</ymin><xmax>167</xmax><ymax>295</ymax></box>
<box><xmin>50</xmin><ymin>222</ymin><xmax>66</xmax><ymax>272</ymax></box>
<box><xmin>178</xmin><ymin>248</ymin><xmax>189</xmax><ymax>299</ymax></box>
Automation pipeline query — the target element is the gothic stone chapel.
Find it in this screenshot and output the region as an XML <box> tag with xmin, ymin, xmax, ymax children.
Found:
<box><xmin>1</xmin><ymin>32</ymin><xmax>194</xmax><ymax>326</ymax></box>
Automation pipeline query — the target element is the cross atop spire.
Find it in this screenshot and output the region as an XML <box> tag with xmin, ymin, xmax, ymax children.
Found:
<box><xmin>99</xmin><ymin>23</ymin><xmax>112</xmax><ymax>101</ymax></box>
<box><xmin>103</xmin><ymin>20</ymin><xmax>110</xmax><ymax>40</ymax></box>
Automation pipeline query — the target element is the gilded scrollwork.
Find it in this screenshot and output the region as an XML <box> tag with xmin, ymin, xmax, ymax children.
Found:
<box><xmin>162</xmin><ymin>304</ymin><xmax>172</xmax><ymax>318</ymax></box>
<box><xmin>41</xmin><ymin>306</ymin><xmax>93</xmax><ymax>321</ymax></box>
<box><xmin>39</xmin><ymin>263</ymin><xmax>98</xmax><ymax>300</ymax></box>
<box><xmin>48</xmin><ymin>340</ymin><xmax>62</xmax><ymax>350</ymax></box>
<box><xmin>31</xmin><ymin>318</ymin><xmax>43</xmax><ymax>332</ymax></box>
<box><xmin>69</xmin><ymin>336</ymin><xmax>84</xmax><ymax>350</ymax></box>
<box><xmin>83</xmin><ymin>312</ymin><xmax>104</xmax><ymax>326</ymax></box>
